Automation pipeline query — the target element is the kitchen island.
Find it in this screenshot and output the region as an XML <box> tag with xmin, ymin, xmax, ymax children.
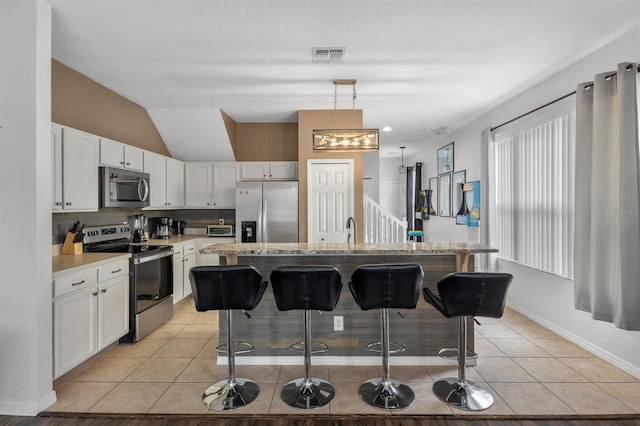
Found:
<box><xmin>199</xmin><ymin>242</ymin><xmax>497</xmax><ymax>366</ymax></box>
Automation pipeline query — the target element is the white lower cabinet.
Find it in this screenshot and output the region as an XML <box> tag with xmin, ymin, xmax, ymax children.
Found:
<box><xmin>53</xmin><ymin>258</ymin><xmax>129</xmax><ymax>379</ymax></box>
<box><xmin>172</xmin><ymin>242</ymin><xmax>196</xmax><ymax>304</ymax></box>
<box><xmin>172</xmin><ymin>245</ymin><xmax>184</xmax><ymax>303</ymax></box>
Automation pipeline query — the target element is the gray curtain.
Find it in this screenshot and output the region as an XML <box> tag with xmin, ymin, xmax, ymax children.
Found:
<box><xmin>574</xmin><ymin>62</ymin><xmax>640</xmax><ymax>330</ymax></box>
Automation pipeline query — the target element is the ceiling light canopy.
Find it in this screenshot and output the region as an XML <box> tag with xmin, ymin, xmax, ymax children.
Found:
<box><xmin>313</xmin><ymin>79</ymin><xmax>379</xmax><ymax>153</ymax></box>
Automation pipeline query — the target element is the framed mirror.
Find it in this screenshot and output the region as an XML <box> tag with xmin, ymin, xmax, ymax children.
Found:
<box><xmin>437</xmin><ymin>142</ymin><xmax>454</xmax><ymax>175</ymax></box>
<box><xmin>452</xmin><ymin>169</ymin><xmax>466</xmax><ymax>216</ymax></box>
<box><xmin>438</xmin><ymin>173</ymin><xmax>451</xmax><ymax>217</ymax></box>
<box><xmin>429</xmin><ymin>176</ymin><xmax>438</xmax><ymax>216</ymax></box>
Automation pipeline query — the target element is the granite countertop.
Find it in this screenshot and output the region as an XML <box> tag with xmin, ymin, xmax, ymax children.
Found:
<box><xmin>200</xmin><ymin>242</ymin><xmax>498</xmax><ymax>255</ymax></box>
<box><xmin>132</xmin><ymin>235</ymin><xmax>236</xmax><ymax>246</ymax></box>
<box><xmin>52</xmin><ymin>253</ymin><xmax>131</xmax><ymax>276</ymax></box>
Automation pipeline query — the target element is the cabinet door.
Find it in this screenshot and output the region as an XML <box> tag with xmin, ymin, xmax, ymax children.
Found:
<box><xmin>144</xmin><ymin>151</ymin><xmax>167</xmax><ymax>208</ymax></box>
<box><xmin>182</xmin><ymin>253</ymin><xmax>195</xmax><ymax>298</ymax></box>
<box><xmin>53</xmin><ymin>286</ymin><xmax>98</xmax><ymax>378</ymax></box>
<box><xmin>185</xmin><ymin>163</ymin><xmax>212</xmax><ymax>208</ymax></box>
<box><xmin>172</xmin><ymin>247</ymin><xmax>184</xmax><ymax>303</ymax></box>
<box><xmin>240</xmin><ymin>162</ymin><xmax>269</xmax><ymax>180</ymax></box>
<box><xmin>52</xmin><ymin>124</ymin><xmax>63</xmax><ymax>211</ymax></box>
<box><xmin>97</xmin><ymin>276</ymin><xmax>129</xmax><ymax>349</ymax></box>
<box><xmin>124</xmin><ymin>145</ymin><xmax>144</xmax><ymax>171</ymax></box>
<box><xmin>269</xmin><ymin>162</ymin><xmax>298</xmax><ymax>179</ymax></box>
<box><xmin>62</xmin><ymin>127</ymin><xmax>99</xmax><ymax>211</ymax></box>
<box><xmin>100</xmin><ymin>138</ymin><xmax>125</xmax><ymax>168</ymax></box>
<box><xmin>165</xmin><ymin>158</ymin><xmax>184</xmax><ymax>208</ymax></box>
<box><xmin>211</xmin><ymin>162</ymin><xmax>237</xmax><ymax>208</ymax></box>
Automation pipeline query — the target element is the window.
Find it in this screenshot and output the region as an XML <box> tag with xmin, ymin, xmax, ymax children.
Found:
<box><xmin>492</xmin><ymin>97</ymin><xmax>575</xmax><ymax>278</ymax></box>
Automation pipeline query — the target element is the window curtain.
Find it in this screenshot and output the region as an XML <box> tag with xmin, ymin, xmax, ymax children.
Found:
<box><xmin>574</xmin><ymin>62</ymin><xmax>640</xmax><ymax>331</ymax></box>
<box><xmin>479</xmin><ymin>127</ymin><xmax>497</xmax><ymax>271</ymax></box>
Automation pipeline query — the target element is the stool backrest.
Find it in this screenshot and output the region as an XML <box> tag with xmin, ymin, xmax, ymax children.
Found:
<box><xmin>436</xmin><ymin>272</ymin><xmax>513</xmax><ymax>318</ymax></box>
<box><xmin>349</xmin><ymin>264</ymin><xmax>424</xmax><ymax>310</ymax></box>
<box><xmin>270</xmin><ymin>265</ymin><xmax>343</xmax><ymax>311</ymax></box>
<box><xmin>189</xmin><ymin>265</ymin><xmax>267</xmax><ymax>312</ymax></box>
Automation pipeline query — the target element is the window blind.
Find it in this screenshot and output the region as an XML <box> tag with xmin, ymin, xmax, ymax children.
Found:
<box><xmin>493</xmin><ymin>98</ymin><xmax>575</xmax><ymax>278</ymax></box>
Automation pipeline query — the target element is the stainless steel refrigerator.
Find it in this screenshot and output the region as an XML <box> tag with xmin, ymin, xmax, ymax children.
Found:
<box><xmin>235</xmin><ymin>180</ymin><xmax>298</xmax><ymax>243</ymax></box>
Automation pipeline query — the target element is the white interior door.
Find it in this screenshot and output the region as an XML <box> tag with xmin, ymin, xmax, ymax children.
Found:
<box><xmin>308</xmin><ymin>160</ymin><xmax>353</xmax><ymax>243</ymax></box>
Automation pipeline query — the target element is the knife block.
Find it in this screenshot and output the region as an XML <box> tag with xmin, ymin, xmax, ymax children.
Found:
<box><xmin>61</xmin><ymin>232</ymin><xmax>83</xmax><ymax>255</ymax></box>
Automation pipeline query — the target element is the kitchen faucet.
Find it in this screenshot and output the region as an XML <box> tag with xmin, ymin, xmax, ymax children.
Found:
<box><xmin>346</xmin><ymin>216</ymin><xmax>357</xmax><ymax>244</ymax></box>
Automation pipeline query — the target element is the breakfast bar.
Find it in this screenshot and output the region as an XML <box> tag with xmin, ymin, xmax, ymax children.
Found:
<box><xmin>199</xmin><ymin>242</ymin><xmax>497</xmax><ymax>365</ymax></box>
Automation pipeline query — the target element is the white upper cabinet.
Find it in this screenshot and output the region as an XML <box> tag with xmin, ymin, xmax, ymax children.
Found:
<box><xmin>52</xmin><ymin>124</ymin><xmax>63</xmax><ymax>212</ymax></box>
<box><xmin>100</xmin><ymin>138</ymin><xmax>144</xmax><ymax>171</ymax></box>
<box><xmin>52</xmin><ymin>125</ymin><xmax>100</xmax><ymax>212</ymax></box>
<box><xmin>184</xmin><ymin>163</ymin><xmax>210</xmax><ymax>208</ymax></box>
<box><xmin>239</xmin><ymin>161</ymin><xmax>297</xmax><ymax>180</ymax></box>
<box><xmin>144</xmin><ymin>151</ymin><xmax>184</xmax><ymax>209</ymax></box>
<box><xmin>166</xmin><ymin>157</ymin><xmax>184</xmax><ymax>208</ymax></box>
<box><xmin>185</xmin><ymin>162</ymin><xmax>237</xmax><ymax>208</ymax></box>
<box><xmin>211</xmin><ymin>162</ymin><xmax>237</xmax><ymax>208</ymax></box>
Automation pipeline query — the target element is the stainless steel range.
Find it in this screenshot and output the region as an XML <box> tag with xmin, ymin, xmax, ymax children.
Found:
<box><xmin>83</xmin><ymin>224</ymin><xmax>174</xmax><ymax>342</ymax></box>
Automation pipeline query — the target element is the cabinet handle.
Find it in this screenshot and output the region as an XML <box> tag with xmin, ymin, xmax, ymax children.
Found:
<box><xmin>92</xmin><ymin>291</ymin><xmax>98</xmax><ymax>296</ymax></box>
<box><xmin>126</xmin><ymin>162</ymin><xmax>130</xmax><ymax>166</ymax></box>
<box><xmin>111</xmin><ymin>269</ymin><xmax>122</xmax><ymax>274</ymax></box>
<box><xmin>55</xmin><ymin>201</ymin><xmax>62</xmax><ymax>206</ymax></box>
<box><xmin>65</xmin><ymin>202</ymin><xmax>72</xmax><ymax>206</ymax></box>
<box><xmin>120</xmin><ymin>161</ymin><xmax>125</xmax><ymax>165</ymax></box>
<box><xmin>188</xmin><ymin>247</ymin><xmax>194</xmax><ymax>251</ymax></box>
<box><xmin>101</xmin><ymin>288</ymin><xmax>107</xmax><ymax>293</ymax></box>
<box><xmin>71</xmin><ymin>280</ymin><xmax>85</xmax><ymax>286</ymax></box>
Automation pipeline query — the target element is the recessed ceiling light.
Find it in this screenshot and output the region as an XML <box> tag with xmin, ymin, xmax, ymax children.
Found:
<box><xmin>382</xmin><ymin>126</ymin><xmax>392</xmax><ymax>132</ymax></box>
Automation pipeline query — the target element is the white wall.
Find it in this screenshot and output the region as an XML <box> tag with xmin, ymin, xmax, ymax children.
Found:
<box><xmin>396</xmin><ymin>26</ymin><xmax>640</xmax><ymax>377</ymax></box>
<box><xmin>0</xmin><ymin>0</ymin><xmax>56</xmax><ymax>414</ymax></box>
<box><xmin>378</xmin><ymin>157</ymin><xmax>406</xmax><ymax>219</ymax></box>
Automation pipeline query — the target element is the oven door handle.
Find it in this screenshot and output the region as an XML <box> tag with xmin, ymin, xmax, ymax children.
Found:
<box><xmin>133</xmin><ymin>250</ymin><xmax>173</xmax><ymax>265</ymax></box>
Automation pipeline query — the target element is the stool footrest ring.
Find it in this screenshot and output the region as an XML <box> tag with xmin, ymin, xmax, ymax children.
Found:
<box><xmin>289</xmin><ymin>340</ymin><xmax>329</xmax><ymax>354</ymax></box>
<box><xmin>437</xmin><ymin>348</ymin><xmax>478</xmax><ymax>360</ymax></box>
<box><xmin>216</xmin><ymin>341</ymin><xmax>255</xmax><ymax>356</ymax></box>
<box><xmin>365</xmin><ymin>341</ymin><xmax>405</xmax><ymax>355</ymax></box>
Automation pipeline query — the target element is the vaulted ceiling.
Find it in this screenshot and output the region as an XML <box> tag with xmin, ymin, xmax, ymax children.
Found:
<box><xmin>51</xmin><ymin>0</ymin><xmax>639</xmax><ymax>160</ymax></box>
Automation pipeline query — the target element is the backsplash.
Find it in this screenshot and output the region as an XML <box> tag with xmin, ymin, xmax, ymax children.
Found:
<box><xmin>52</xmin><ymin>209</ymin><xmax>235</xmax><ymax>244</ymax></box>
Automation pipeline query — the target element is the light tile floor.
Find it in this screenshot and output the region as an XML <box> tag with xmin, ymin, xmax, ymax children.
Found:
<box><xmin>48</xmin><ymin>297</ymin><xmax>640</xmax><ymax>416</ymax></box>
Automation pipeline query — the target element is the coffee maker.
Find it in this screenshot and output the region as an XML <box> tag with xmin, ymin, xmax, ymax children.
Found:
<box><xmin>131</xmin><ymin>214</ymin><xmax>147</xmax><ymax>243</ymax></box>
<box><xmin>149</xmin><ymin>217</ymin><xmax>172</xmax><ymax>239</ymax></box>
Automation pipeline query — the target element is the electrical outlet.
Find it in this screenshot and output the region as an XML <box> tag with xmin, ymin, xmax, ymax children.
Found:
<box><xmin>333</xmin><ymin>315</ymin><xmax>344</xmax><ymax>331</ymax></box>
<box><xmin>218</xmin><ymin>219</ymin><xmax>224</xmax><ymax>225</ymax></box>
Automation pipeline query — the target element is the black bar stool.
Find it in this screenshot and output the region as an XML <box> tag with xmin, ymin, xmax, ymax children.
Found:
<box><xmin>349</xmin><ymin>264</ymin><xmax>424</xmax><ymax>410</ymax></box>
<box><xmin>270</xmin><ymin>265</ymin><xmax>342</xmax><ymax>409</ymax></box>
<box><xmin>189</xmin><ymin>265</ymin><xmax>268</xmax><ymax>411</ymax></box>
<box><xmin>423</xmin><ymin>272</ymin><xmax>512</xmax><ymax>411</ymax></box>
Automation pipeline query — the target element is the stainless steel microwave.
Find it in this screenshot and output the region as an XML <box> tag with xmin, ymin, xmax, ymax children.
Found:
<box><xmin>100</xmin><ymin>166</ymin><xmax>150</xmax><ymax>208</ymax></box>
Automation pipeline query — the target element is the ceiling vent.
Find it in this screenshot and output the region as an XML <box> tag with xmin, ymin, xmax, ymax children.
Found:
<box><xmin>312</xmin><ymin>47</ymin><xmax>345</xmax><ymax>64</ymax></box>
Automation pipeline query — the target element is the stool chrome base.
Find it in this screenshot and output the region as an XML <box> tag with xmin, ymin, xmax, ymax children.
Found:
<box><xmin>433</xmin><ymin>378</ymin><xmax>493</xmax><ymax>411</ymax></box>
<box><xmin>281</xmin><ymin>378</ymin><xmax>335</xmax><ymax>409</ymax></box>
<box><xmin>203</xmin><ymin>378</ymin><xmax>259</xmax><ymax>411</ymax></box>
<box><xmin>358</xmin><ymin>378</ymin><xmax>415</xmax><ymax>410</ymax></box>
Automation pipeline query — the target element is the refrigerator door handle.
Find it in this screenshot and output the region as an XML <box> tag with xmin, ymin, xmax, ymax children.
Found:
<box><xmin>257</xmin><ymin>200</ymin><xmax>263</xmax><ymax>243</ymax></box>
<box><xmin>263</xmin><ymin>199</ymin><xmax>268</xmax><ymax>243</ymax></box>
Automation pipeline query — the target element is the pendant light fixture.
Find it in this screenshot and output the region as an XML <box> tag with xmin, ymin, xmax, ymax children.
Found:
<box><xmin>399</xmin><ymin>146</ymin><xmax>406</xmax><ymax>174</ymax></box>
<box><xmin>313</xmin><ymin>79</ymin><xmax>379</xmax><ymax>152</ymax></box>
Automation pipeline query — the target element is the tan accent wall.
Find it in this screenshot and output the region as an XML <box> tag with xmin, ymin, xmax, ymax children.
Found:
<box><xmin>220</xmin><ymin>110</ymin><xmax>238</xmax><ymax>158</ymax></box>
<box><xmin>297</xmin><ymin>110</ymin><xmax>364</xmax><ymax>243</ymax></box>
<box><xmin>234</xmin><ymin>122</ymin><xmax>298</xmax><ymax>161</ymax></box>
<box><xmin>51</xmin><ymin>59</ymin><xmax>170</xmax><ymax>156</ymax></box>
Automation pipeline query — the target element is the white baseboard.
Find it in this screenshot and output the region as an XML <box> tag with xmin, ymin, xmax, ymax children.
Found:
<box><xmin>507</xmin><ymin>302</ymin><xmax>640</xmax><ymax>379</ymax></box>
<box><xmin>217</xmin><ymin>355</ymin><xmax>469</xmax><ymax>367</ymax></box>
<box><xmin>0</xmin><ymin>390</ymin><xmax>56</xmax><ymax>416</ymax></box>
